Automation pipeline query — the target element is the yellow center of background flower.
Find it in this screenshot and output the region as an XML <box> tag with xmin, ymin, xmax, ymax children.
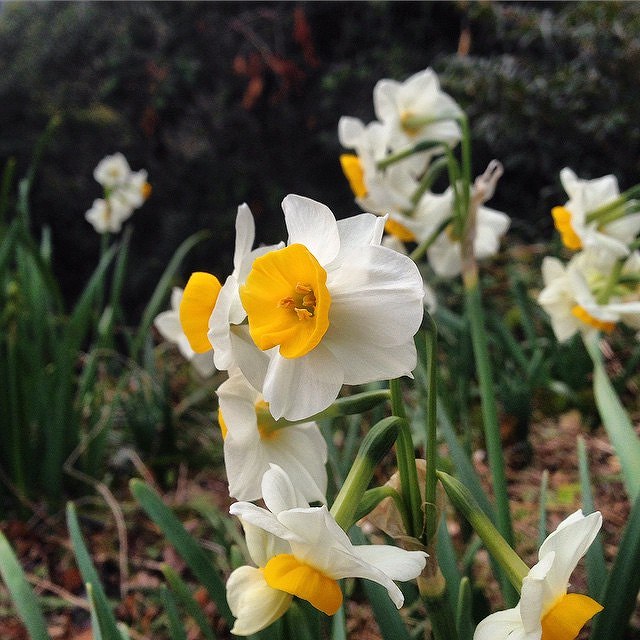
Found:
<box><xmin>217</xmin><ymin>409</ymin><xmax>228</xmax><ymax>440</ymax></box>
<box><xmin>339</xmin><ymin>154</ymin><xmax>367</xmax><ymax>198</ymax></box>
<box><xmin>240</xmin><ymin>244</ymin><xmax>331</xmax><ymax>359</ymax></box>
<box><xmin>571</xmin><ymin>305</ymin><xmax>616</xmax><ymax>333</ymax></box>
<box><xmin>540</xmin><ymin>593</ymin><xmax>603</xmax><ymax>640</ymax></box>
<box><xmin>385</xmin><ymin>218</ymin><xmax>417</xmax><ymax>242</ymax></box>
<box><xmin>552</xmin><ymin>206</ymin><xmax>583</xmax><ymax>250</ymax></box>
<box><xmin>263</xmin><ymin>554</ymin><xmax>342</xmax><ymax>616</ymax></box>
<box><xmin>179</xmin><ymin>272</ymin><xmax>222</xmax><ymax>353</ymax></box>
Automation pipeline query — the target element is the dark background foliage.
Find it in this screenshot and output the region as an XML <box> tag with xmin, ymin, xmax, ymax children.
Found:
<box><xmin>1</xmin><ymin>1</ymin><xmax>639</xmax><ymax>319</ymax></box>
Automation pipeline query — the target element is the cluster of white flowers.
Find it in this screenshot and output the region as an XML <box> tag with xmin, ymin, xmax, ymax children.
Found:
<box><xmin>338</xmin><ymin>68</ymin><xmax>510</xmax><ymax>279</ymax></box>
<box><xmin>85</xmin><ymin>153</ymin><xmax>150</xmax><ymax>233</ymax></box>
<box><xmin>160</xmin><ymin>194</ymin><xmax>427</xmax><ymax>633</ymax></box>
<box><xmin>538</xmin><ymin>168</ymin><xmax>640</xmax><ymax>342</ymax></box>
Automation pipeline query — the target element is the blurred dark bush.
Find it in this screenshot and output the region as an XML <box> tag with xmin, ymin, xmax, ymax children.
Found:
<box><xmin>1</xmin><ymin>1</ymin><xmax>639</xmax><ymax>318</ymax></box>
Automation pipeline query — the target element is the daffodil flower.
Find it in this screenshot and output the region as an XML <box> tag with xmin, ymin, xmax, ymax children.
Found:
<box><xmin>474</xmin><ymin>510</ymin><xmax>603</xmax><ymax>640</ymax></box>
<box><xmin>216</xmin><ymin>369</ymin><xmax>327</xmax><ymax>502</ymax></box>
<box><xmin>552</xmin><ymin>167</ymin><xmax>640</xmax><ymax>257</ymax></box>
<box><xmin>178</xmin><ymin>203</ymin><xmax>282</xmax><ymax>368</ymax></box>
<box><xmin>84</xmin><ymin>197</ymin><xmax>134</xmax><ymax>234</ymax></box>
<box><xmin>373</xmin><ymin>67</ymin><xmax>463</xmax><ymax>150</ymax></box>
<box><xmin>153</xmin><ymin>287</ymin><xmax>216</xmax><ymax>378</ymax></box>
<box><xmin>538</xmin><ymin>251</ymin><xmax>640</xmax><ymax>342</ymax></box>
<box><xmin>86</xmin><ymin>153</ymin><xmax>151</xmax><ymax>234</ymax></box>
<box><xmin>235</xmin><ymin>194</ymin><xmax>424</xmax><ymax>421</ymax></box>
<box><xmin>227</xmin><ymin>465</ymin><xmax>427</xmax><ymax>635</ymax></box>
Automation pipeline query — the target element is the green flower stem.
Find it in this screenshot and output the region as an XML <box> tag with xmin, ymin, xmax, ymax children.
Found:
<box><xmin>423</xmin><ymin>315</ymin><xmax>438</xmax><ymax>545</ymax></box>
<box><xmin>463</xmin><ymin>279</ymin><xmax>514</xmax><ymax>549</ymax></box>
<box><xmin>376</xmin><ymin>140</ymin><xmax>442</xmax><ymax>171</ymax></box>
<box><xmin>409</xmin><ymin>216</ymin><xmax>452</xmax><ymax>263</ymax></box>
<box><xmin>330</xmin><ymin>416</ymin><xmax>401</xmax><ymax>531</ymax></box>
<box><xmin>6</xmin><ymin>327</ymin><xmax>26</xmax><ymax>499</ymax></box>
<box><xmin>458</xmin><ymin>114</ymin><xmax>472</xmax><ymax>219</ymax></box>
<box><xmin>596</xmin><ymin>258</ymin><xmax>625</xmax><ymax>305</ymax></box>
<box><xmin>437</xmin><ymin>471</ymin><xmax>529</xmax><ymax>592</ymax></box>
<box><xmin>390</xmin><ymin>379</ymin><xmax>424</xmax><ymax>539</ymax></box>
<box><xmin>586</xmin><ymin>185</ymin><xmax>640</xmax><ymax>224</ymax></box>
<box><xmin>411</xmin><ymin>156</ymin><xmax>449</xmax><ymax>207</ymax></box>
<box><xmin>422</xmin><ymin>591</ymin><xmax>460</xmax><ymax>640</ymax></box>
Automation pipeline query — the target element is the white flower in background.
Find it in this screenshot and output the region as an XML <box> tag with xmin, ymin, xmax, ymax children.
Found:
<box><xmin>84</xmin><ymin>197</ymin><xmax>134</xmax><ymax>234</ymax></box>
<box><xmin>538</xmin><ymin>251</ymin><xmax>640</xmax><ymax>342</ymax></box>
<box><xmin>93</xmin><ymin>152</ymin><xmax>132</xmax><ymax>188</ymax></box>
<box><xmin>373</xmin><ymin>67</ymin><xmax>463</xmax><ymax>150</ymax></box>
<box><xmin>338</xmin><ymin>116</ymin><xmax>425</xmax><ymax>216</ymax></box>
<box><xmin>153</xmin><ymin>287</ymin><xmax>216</xmax><ymax>378</ymax></box>
<box><xmin>86</xmin><ymin>153</ymin><xmax>151</xmax><ymax>234</ymax></box>
<box><xmin>552</xmin><ymin>167</ymin><xmax>640</xmax><ymax>257</ymax></box>
<box><xmin>474</xmin><ymin>510</ymin><xmax>603</xmax><ymax>640</ymax></box>
<box><xmin>227</xmin><ymin>465</ymin><xmax>427</xmax><ymax>635</ymax></box>
<box><xmin>216</xmin><ymin>369</ymin><xmax>327</xmax><ymax>502</ymax></box>
<box><xmin>236</xmin><ymin>195</ymin><xmax>424</xmax><ymax>421</ymax></box>
<box><xmin>178</xmin><ymin>204</ymin><xmax>284</xmax><ymax>373</ymax></box>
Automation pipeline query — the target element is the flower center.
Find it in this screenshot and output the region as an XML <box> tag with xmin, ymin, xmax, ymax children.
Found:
<box><xmin>339</xmin><ymin>154</ymin><xmax>367</xmax><ymax>198</ymax></box>
<box><xmin>179</xmin><ymin>272</ymin><xmax>222</xmax><ymax>353</ymax></box>
<box><xmin>400</xmin><ymin>110</ymin><xmax>421</xmax><ymax>137</ymax></box>
<box><xmin>571</xmin><ymin>305</ymin><xmax>616</xmax><ymax>333</ymax></box>
<box><xmin>552</xmin><ymin>206</ymin><xmax>583</xmax><ymax>250</ymax></box>
<box><xmin>263</xmin><ymin>554</ymin><xmax>342</xmax><ymax>616</ymax></box>
<box><xmin>385</xmin><ymin>218</ymin><xmax>417</xmax><ymax>243</ymax></box>
<box><xmin>254</xmin><ymin>400</ymin><xmax>280</xmax><ymax>440</ymax></box>
<box><xmin>240</xmin><ymin>244</ymin><xmax>331</xmax><ymax>359</ymax></box>
<box><xmin>541</xmin><ymin>593</ymin><xmax>603</xmax><ymax>640</ymax></box>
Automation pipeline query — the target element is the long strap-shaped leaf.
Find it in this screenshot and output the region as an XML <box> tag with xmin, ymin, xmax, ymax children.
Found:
<box><xmin>0</xmin><ymin>531</ymin><xmax>49</xmax><ymax>640</ymax></box>
<box><xmin>66</xmin><ymin>503</ymin><xmax>122</xmax><ymax>640</ymax></box>
<box><xmin>130</xmin><ymin>479</ymin><xmax>233</xmax><ymax>624</ymax></box>
<box><xmin>585</xmin><ymin>335</ymin><xmax>640</xmax><ymax>502</ymax></box>
<box><xmin>589</xmin><ymin>492</ymin><xmax>640</xmax><ymax>639</ymax></box>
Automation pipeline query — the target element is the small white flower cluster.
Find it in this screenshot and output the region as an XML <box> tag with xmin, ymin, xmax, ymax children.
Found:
<box><xmin>338</xmin><ymin>68</ymin><xmax>510</xmax><ymax>278</ymax></box>
<box><xmin>85</xmin><ymin>153</ymin><xmax>150</xmax><ymax>234</ymax></box>
<box><xmin>538</xmin><ymin>168</ymin><xmax>640</xmax><ymax>342</ymax></box>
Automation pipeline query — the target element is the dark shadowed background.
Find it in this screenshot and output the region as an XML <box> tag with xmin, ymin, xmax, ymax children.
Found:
<box><xmin>2</xmin><ymin>1</ymin><xmax>639</xmax><ymax>319</ymax></box>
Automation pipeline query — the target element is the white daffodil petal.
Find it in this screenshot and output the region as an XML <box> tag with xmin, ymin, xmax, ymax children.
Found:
<box><xmin>241</xmin><ymin>520</ymin><xmax>291</xmax><ymax>569</ymax></box>
<box><xmin>335</xmin><ymin>213</ymin><xmax>386</xmax><ymax>253</ymax></box>
<box><xmin>473</xmin><ymin>606</ymin><xmax>528</xmax><ymax>640</ymax></box>
<box><xmin>352</xmin><ymin>545</ymin><xmax>428</xmax><ymax>581</ymax></box>
<box><xmin>538</xmin><ymin>511</ymin><xmax>602</xmax><ymax>597</ymax></box>
<box><xmin>282</xmin><ymin>194</ymin><xmax>341</xmax><ymax>266</ymax></box>
<box><xmin>227</xmin><ymin>566</ymin><xmax>292</xmax><ymax>636</ymax></box>
<box><xmin>262</xmin><ymin>464</ymin><xmax>312</xmax><ymax>514</ymax></box>
<box><xmin>519</xmin><ymin>552</ymin><xmax>555</xmax><ymax>633</ymax></box>
<box><xmin>230</xmin><ymin>502</ymin><xmax>300</xmax><ymax>543</ymax></box>
<box><xmin>262</xmin><ymin>346</ymin><xmax>344</xmax><ymax>421</ymax></box>
<box><xmin>234</xmin><ymin>204</ymin><xmax>256</xmax><ymax>273</ymax></box>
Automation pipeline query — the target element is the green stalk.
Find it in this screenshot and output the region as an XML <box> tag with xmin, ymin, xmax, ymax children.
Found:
<box><xmin>437</xmin><ymin>471</ymin><xmax>528</xmax><ymax>592</ymax></box>
<box><xmin>410</xmin><ymin>156</ymin><xmax>449</xmax><ymax>206</ymax></box>
<box><xmin>330</xmin><ymin>416</ymin><xmax>401</xmax><ymax>531</ymax></box>
<box><xmin>389</xmin><ymin>379</ymin><xmax>423</xmax><ymax>539</ymax></box>
<box><xmin>376</xmin><ymin>140</ymin><xmax>442</xmax><ymax>170</ymax></box>
<box><xmin>409</xmin><ymin>216</ymin><xmax>453</xmax><ymax>263</ymax></box>
<box><xmin>423</xmin><ymin>315</ymin><xmax>438</xmax><ymax>545</ymax></box>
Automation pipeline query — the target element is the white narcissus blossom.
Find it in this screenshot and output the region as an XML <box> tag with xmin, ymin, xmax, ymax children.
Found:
<box><xmin>537</xmin><ymin>251</ymin><xmax>640</xmax><ymax>342</ymax></box>
<box><xmin>379</xmin><ymin>187</ymin><xmax>509</xmax><ymax>279</ymax></box>
<box><xmin>236</xmin><ymin>195</ymin><xmax>424</xmax><ymax>421</ymax></box>
<box><xmin>93</xmin><ymin>152</ymin><xmax>132</xmax><ymax>188</ymax></box>
<box><xmin>338</xmin><ymin>116</ymin><xmax>425</xmax><ymax>216</ymax></box>
<box><xmin>153</xmin><ymin>287</ymin><xmax>215</xmax><ymax>378</ymax></box>
<box><xmin>178</xmin><ymin>204</ymin><xmax>283</xmax><ymax>371</ymax></box>
<box><xmin>84</xmin><ymin>197</ymin><xmax>134</xmax><ymax>234</ymax></box>
<box><xmin>227</xmin><ymin>465</ymin><xmax>427</xmax><ymax>635</ymax></box>
<box><xmin>552</xmin><ymin>167</ymin><xmax>640</xmax><ymax>257</ymax></box>
<box><xmin>216</xmin><ymin>369</ymin><xmax>327</xmax><ymax>503</ymax></box>
<box><xmin>373</xmin><ymin>67</ymin><xmax>463</xmax><ymax>150</ymax></box>
<box><xmin>474</xmin><ymin>510</ymin><xmax>603</xmax><ymax>640</ymax></box>
<box><xmin>86</xmin><ymin>154</ymin><xmax>151</xmax><ymax>234</ymax></box>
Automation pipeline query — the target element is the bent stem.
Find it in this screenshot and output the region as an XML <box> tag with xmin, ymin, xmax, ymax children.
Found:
<box><xmin>389</xmin><ymin>379</ymin><xmax>423</xmax><ymax>539</ymax></box>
